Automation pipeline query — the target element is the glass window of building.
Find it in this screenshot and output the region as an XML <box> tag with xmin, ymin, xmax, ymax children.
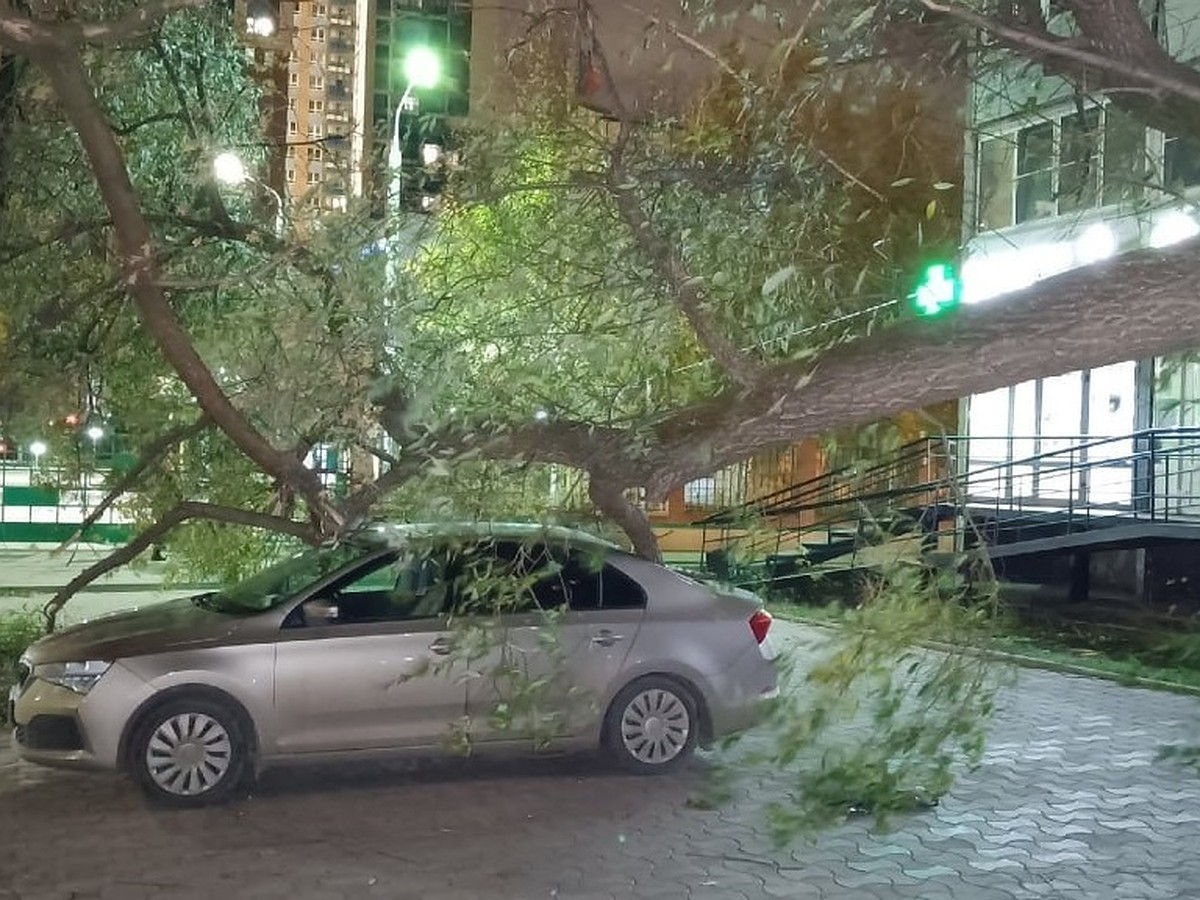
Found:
<box><xmin>1163</xmin><ymin>134</ymin><xmax>1200</xmax><ymax>193</ymax></box>
<box><xmin>1102</xmin><ymin>106</ymin><xmax>1145</xmax><ymax>204</ymax></box>
<box><xmin>1015</xmin><ymin>121</ymin><xmax>1055</xmax><ymax>223</ymax></box>
<box><xmin>1057</xmin><ymin>108</ymin><xmax>1100</xmax><ymax>213</ymax></box>
<box><xmin>976</xmin><ymin>106</ymin><xmax>1147</xmax><ymax>231</ymax></box>
<box><xmin>976</xmin><ymin>136</ymin><xmax>1015</xmax><ymax>230</ymax></box>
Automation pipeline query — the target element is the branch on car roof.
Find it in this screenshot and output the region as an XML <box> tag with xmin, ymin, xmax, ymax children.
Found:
<box><xmin>42</xmin><ymin>502</ymin><xmax>318</xmax><ymax>631</ymax></box>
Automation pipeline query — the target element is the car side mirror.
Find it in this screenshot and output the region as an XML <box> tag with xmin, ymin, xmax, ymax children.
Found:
<box><xmin>304</xmin><ymin>598</ymin><xmax>341</xmax><ymax>624</ymax></box>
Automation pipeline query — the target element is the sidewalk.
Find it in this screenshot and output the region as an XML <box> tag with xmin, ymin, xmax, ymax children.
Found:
<box><xmin>0</xmin><ymin>543</ymin><xmax>175</xmax><ymax>592</ymax></box>
<box><xmin>0</xmin><ymin>545</ymin><xmax>209</xmax><ymax>624</ymax></box>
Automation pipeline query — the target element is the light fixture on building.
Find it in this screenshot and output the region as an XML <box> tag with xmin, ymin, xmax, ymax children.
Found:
<box><xmin>86</xmin><ymin>426</ymin><xmax>104</xmax><ymax>444</ymax></box>
<box><xmin>246</xmin><ymin>0</ymin><xmax>276</xmax><ymax>37</ymax></box>
<box><xmin>248</xmin><ymin>15</ymin><xmax>275</xmax><ymax>36</ymax></box>
<box><xmin>29</xmin><ymin>440</ymin><xmax>47</xmax><ymax>458</ymax></box>
<box><xmin>1150</xmin><ymin>210</ymin><xmax>1200</xmax><ymax>249</ymax></box>
<box><xmin>1074</xmin><ymin>222</ymin><xmax>1116</xmax><ymax>264</ymax></box>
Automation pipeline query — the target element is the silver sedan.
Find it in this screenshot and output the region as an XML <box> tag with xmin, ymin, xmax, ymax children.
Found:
<box><xmin>9</xmin><ymin>523</ymin><xmax>778</xmax><ymax>806</ymax></box>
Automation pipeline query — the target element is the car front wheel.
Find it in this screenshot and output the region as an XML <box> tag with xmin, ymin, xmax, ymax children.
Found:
<box><xmin>604</xmin><ymin>676</ymin><xmax>698</xmax><ymax>774</ymax></box>
<box><xmin>130</xmin><ymin>696</ymin><xmax>251</xmax><ymax>807</ymax></box>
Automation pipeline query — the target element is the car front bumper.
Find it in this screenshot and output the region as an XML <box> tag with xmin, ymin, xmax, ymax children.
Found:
<box><xmin>9</xmin><ymin>663</ymin><xmax>151</xmax><ymax>772</ymax></box>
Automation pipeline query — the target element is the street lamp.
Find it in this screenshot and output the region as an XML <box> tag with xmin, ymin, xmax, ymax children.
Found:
<box><xmin>29</xmin><ymin>440</ymin><xmax>46</xmax><ymax>472</ymax></box>
<box><xmin>388</xmin><ymin>47</ymin><xmax>442</xmax><ymax>213</ymax></box>
<box><xmin>213</xmin><ymin>151</ymin><xmax>285</xmax><ymax>237</ymax></box>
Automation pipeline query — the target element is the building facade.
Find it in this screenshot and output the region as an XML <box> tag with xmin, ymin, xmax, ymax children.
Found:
<box><xmin>959</xmin><ymin>0</ymin><xmax>1200</xmax><ymax>513</ymax></box>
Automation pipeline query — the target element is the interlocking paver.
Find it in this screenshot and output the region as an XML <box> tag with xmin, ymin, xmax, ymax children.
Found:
<box><xmin>5</xmin><ymin>622</ymin><xmax>1200</xmax><ymax>900</ymax></box>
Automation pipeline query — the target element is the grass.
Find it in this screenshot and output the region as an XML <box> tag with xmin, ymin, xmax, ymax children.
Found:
<box><xmin>0</xmin><ymin>609</ymin><xmax>45</xmax><ymax>721</ymax></box>
<box><xmin>767</xmin><ymin>599</ymin><xmax>1200</xmax><ymax>693</ymax></box>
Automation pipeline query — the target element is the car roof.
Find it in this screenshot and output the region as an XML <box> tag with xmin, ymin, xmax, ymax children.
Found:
<box><xmin>350</xmin><ymin>521</ymin><xmax>622</xmax><ymax>553</ymax></box>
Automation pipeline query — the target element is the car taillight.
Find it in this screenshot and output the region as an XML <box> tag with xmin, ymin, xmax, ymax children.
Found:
<box><xmin>748</xmin><ymin>610</ymin><xmax>772</xmax><ymax>644</ymax></box>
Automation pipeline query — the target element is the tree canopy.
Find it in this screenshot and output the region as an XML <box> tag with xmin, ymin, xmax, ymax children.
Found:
<box><xmin>0</xmin><ymin>0</ymin><xmax>1199</xmax><ymax>609</ymax></box>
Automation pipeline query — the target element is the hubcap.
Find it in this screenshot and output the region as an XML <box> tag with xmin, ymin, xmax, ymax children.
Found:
<box><xmin>145</xmin><ymin>713</ymin><xmax>233</xmax><ymax>796</ymax></box>
<box><xmin>621</xmin><ymin>688</ymin><xmax>690</xmax><ymax>764</ymax></box>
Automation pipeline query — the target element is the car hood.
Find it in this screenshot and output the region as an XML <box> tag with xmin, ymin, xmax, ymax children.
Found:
<box><xmin>24</xmin><ymin>596</ymin><xmax>251</xmax><ymax>665</ymax></box>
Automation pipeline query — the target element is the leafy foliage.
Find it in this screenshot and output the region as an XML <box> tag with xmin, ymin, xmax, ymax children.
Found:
<box><xmin>738</xmin><ymin>565</ymin><xmax>1000</xmax><ymax>839</ymax></box>
<box><xmin>0</xmin><ymin>609</ymin><xmax>43</xmax><ymax>721</ymax></box>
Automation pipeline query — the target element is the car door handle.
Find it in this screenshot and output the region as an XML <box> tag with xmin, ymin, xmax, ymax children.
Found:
<box><xmin>428</xmin><ymin>637</ymin><xmax>453</xmax><ymax>656</ymax></box>
<box><xmin>590</xmin><ymin>630</ymin><xmax>624</xmax><ymax>648</ymax></box>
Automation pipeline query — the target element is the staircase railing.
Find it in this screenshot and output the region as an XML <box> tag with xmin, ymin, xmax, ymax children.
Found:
<box><xmin>696</xmin><ymin>427</ymin><xmax>1200</xmax><ymax>579</ymax></box>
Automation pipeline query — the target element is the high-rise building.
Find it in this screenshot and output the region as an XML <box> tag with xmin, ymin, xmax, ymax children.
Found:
<box><xmin>239</xmin><ymin>1</ymin><xmax>473</xmax><ymax>216</ymax></box>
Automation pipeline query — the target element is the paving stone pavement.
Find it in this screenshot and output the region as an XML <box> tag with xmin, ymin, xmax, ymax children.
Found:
<box><xmin>4</xmin><ymin>622</ymin><xmax>1200</xmax><ymax>899</ymax></box>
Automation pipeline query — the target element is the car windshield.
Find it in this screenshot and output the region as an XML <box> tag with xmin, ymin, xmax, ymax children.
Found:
<box><xmin>206</xmin><ymin>541</ymin><xmax>370</xmax><ymax>613</ymax></box>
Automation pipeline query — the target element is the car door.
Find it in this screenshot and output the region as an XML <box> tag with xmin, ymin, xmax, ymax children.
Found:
<box><xmin>461</xmin><ymin>542</ymin><xmax>645</xmax><ymax>744</ymax></box>
<box><xmin>272</xmin><ymin>548</ymin><xmax>470</xmax><ymax>754</ymax></box>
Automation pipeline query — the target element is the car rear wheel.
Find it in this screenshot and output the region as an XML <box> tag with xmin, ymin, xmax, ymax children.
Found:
<box><xmin>130</xmin><ymin>696</ymin><xmax>251</xmax><ymax>807</ymax></box>
<box><xmin>604</xmin><ymin>676</ymin><xmax>698</xmax><ymax>774</ymax></box>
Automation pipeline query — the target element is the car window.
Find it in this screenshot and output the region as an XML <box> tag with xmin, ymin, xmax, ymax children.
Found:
<box><xmin>600</xmin><ymin>563</ymin><xmax>647</xmax><ymax>610</ymax></box>
<box><xmin>212</xmin><ymin>541</ymin><xmax>369</xmax><ymax>613</ymax></box>
<box><xmin>290</xmin><ymin>550</ymin><xmax>450</xmax><ymax>626</ymax></box>
<box><xmin>442</xmin><ymin>540</ymin><xmax>543</xmax><ymax>616</ymax></box>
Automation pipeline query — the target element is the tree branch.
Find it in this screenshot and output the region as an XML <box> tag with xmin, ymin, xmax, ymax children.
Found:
<box><xmin>608</xmin><ymin>120</ymin><xmax>764</xmax><ymax>389</ymax></box>
<box><xmin>33</xmin><ymin>45</ymin><xmax>340</xmax><ymax>531</ymax></box>
<box><xmin>646</xmin><ymin>235</ymin><xmax>1200</xmax><ymax>493</ymax></box>
<box><xmin>42</xmin><ymin>501</ymin><xmax>318</xmax><ymax>630</ymax></box>
<box><xmin>59</xmin><ymin>413</ymin><xmax>212</xmax><ymax>551</ymax></box>
<box><xmin>923</xmin><ymin>0</ymin><xmax>1200</xmax><ymax>125</ymax></box>
<box><xmin>589</xmin><ymin>476</ymin><xmax>661</xmax><ymax>561</ymax></box>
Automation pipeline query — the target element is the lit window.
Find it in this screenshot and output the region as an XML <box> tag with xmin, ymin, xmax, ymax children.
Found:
<box><xmin>683</xmin><ymin>478</ymin><xmax>716</xmax><ymax>508</ymax></box>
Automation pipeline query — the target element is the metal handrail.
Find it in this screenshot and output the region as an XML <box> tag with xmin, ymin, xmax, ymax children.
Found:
<box><xmin>698</xmin><ymin>426</ymin><xmax>1200</xmax><ymax>569</ymax></box>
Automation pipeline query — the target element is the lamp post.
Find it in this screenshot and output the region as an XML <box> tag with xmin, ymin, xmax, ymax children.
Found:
<box><xmin>213</xmin><ymin>151</ymin><xmax>285</xmax><ymax>236</ymax></box>
<box><xmin>388</xmin><ymin>46</ymin><xmax>441</xmax><ymax>216</ymax></box>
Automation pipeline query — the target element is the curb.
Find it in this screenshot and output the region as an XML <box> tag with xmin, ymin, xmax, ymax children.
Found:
<box><xmin>772</xmin><ymin>611</ymin><xmax>1200</xmax><ymax>698</ymax></box>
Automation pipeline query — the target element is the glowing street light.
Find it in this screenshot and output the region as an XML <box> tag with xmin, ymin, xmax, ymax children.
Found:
<box><xmin>389</xmin><ymin>47</ymin><xmax>442</xmax><ymax>211</ymax></box>
<box><xmin>29</xmin><ymin>440</ymin><xmax>47</xmax><ymax>470</ymax></box>
<box><xmin>86</xmin><ymin>425</ymin><xmax>104</xmax><ymax>445</ymax></box>
<box><xmin>213</xmin><ymin>151</ymin><xmax>249</xmax><ymax>186</ymax></box>
<box><xmin>213</xmin><ymin>151</ymin><xmax>285</xmax><ymax>236</ymax></box>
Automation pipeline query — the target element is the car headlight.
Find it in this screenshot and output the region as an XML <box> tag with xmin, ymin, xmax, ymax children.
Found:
<box><xmin>34</xmin><ymin>660</ymin><xmax>111</xmax><ymax>695</ymax></box>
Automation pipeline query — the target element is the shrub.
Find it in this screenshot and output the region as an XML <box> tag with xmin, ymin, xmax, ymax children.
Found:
<box><xmin>0</xmin><ymin>609</ymin><xmax>45</xmax><ymax>722</ymax></box>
